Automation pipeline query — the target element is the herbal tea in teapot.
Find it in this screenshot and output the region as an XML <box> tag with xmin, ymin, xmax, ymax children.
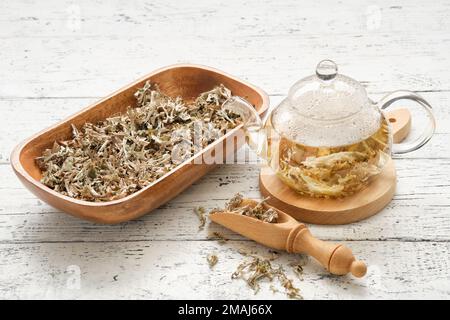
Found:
<box><xmin>224</xmin><ymin>60</ymin><xmax>434</xmax><ymax>198</ymax></box>
<box><xmin>268</xmin><ymin>116</ymin><xmax>390</xmax><ymax>198</ymax></box>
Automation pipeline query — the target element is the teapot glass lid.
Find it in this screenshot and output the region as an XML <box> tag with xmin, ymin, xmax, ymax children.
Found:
<box><xmin>271</xmin><ymin>60</ymin><xmax>382</xmax><ymax>147</ymax></box>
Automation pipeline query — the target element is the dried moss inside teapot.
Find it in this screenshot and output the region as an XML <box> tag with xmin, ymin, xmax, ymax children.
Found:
<box><xmin>225</xmin><ymin>60</ymin><xmax>392</xmax><ymax>198</ymax></box>
<box><xmin>271</xmin><ymin>119</ymin><xmax>390</xmax><ymax>197</ymax></box>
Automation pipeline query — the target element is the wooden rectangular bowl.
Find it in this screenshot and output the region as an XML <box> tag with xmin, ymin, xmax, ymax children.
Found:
<box><xmin>10</xmin><ymin>64</ymin><xmax>269</xmax><ymax>224</ymax></box>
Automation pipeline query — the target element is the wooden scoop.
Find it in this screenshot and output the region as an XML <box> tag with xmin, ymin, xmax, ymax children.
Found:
<box><xmin>210</xmin><ymin>199</ymin><xmax>367</xmax><ymax>278</ymax></box>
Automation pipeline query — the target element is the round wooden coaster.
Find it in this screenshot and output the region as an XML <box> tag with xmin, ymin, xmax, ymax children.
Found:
<box><xmin>259</xmin><ymin>159</ymin><xmax>396</xmax><ymax>225</ymax></box>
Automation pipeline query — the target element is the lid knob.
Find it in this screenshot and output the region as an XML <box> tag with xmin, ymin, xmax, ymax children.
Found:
<box><xmin>316</xmin><ymin>59</ymin><xmax>338</xmax><ymax>80</ymax></box>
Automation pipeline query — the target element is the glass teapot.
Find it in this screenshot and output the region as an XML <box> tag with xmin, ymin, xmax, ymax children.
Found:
<box><xmin>224</xmin><ymin>60</ymin><xmax>435</xmax><ymax>198</ymax></box>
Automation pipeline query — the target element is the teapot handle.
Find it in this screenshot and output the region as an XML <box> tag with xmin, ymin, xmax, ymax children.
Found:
<box><xmin>379</xmin><ymin>90</ymin><xmax>435</xmax><ymax>154</ymax></box>
<box><xmin>222</xmin><ymin>96</ymin><xmax>268</xmax><ymax>160</ymax></box>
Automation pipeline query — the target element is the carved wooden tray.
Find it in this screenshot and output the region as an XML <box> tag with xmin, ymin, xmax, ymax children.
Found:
<box><xmin>11</xmin><ymin>64</ymin><xmax>269</xmax><ymax>223</ymax></box>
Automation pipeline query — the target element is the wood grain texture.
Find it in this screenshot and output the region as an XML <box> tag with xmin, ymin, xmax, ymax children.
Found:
<box><xmin>0</xmin><ymin>0</ymin><xmax>449</xmax><ymax>299</ymax></box>
<box><xmin>0</xmin><ymin>241</ymin><xmax>448</xmax><ymax>299</ymax></box>
<box><xmin>0</xmin><ymin>0</ymin><xmax>450</xmax><ymax>97</ymax></box>
<box><xmin>1</xmin><ymin>160</ymin><xmax>450</xmax><ymax>243</ymax></box>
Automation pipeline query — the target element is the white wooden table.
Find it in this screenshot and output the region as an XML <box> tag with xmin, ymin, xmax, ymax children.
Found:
<box><xmin>1</xmin><ymin>0</ymin><xmax>449</xmax><ymax>299</ymax></box>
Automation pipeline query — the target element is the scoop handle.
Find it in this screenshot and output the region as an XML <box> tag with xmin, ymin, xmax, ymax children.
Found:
<box><xmin>287</xmin><ymin>225</ymin><xmax>367</xmax><ymax>277</ymax></box>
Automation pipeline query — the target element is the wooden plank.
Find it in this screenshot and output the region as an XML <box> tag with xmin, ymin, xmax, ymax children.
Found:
<box><xmin>1</xmin><ymin>36</ymin><xmax>447</xmax><ymax>95</ymax></box>
<box><xmin>0</xmin><ymin>0</ymin><xmax>449</xmax><ymax>98</ymax></box>
<box><xmin>1</xmin><ymin>0</ymin><xmax>448</xmax><ymax>38</ymax></box>
<box><xmin>1</xmin><ymin>158</ymin><xmax>449</xmax><ymax>243</ymax></box>
<box><xmin>0</xmin><ymin>240</ymin><xmax>448</xmax><ymax>299</ymax></box>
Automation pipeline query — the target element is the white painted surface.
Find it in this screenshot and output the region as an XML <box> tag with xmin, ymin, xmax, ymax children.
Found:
<box><xmin>0</xmin><ymin>0</ymin><xmax>449</xmax><ymax>299</ymax></box>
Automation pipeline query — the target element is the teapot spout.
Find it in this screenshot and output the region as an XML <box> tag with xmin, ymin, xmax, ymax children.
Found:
<box><xmin>222</xmin><ymin>96</ymin><xmax>269</xmax><ymax>161</ymax></box>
